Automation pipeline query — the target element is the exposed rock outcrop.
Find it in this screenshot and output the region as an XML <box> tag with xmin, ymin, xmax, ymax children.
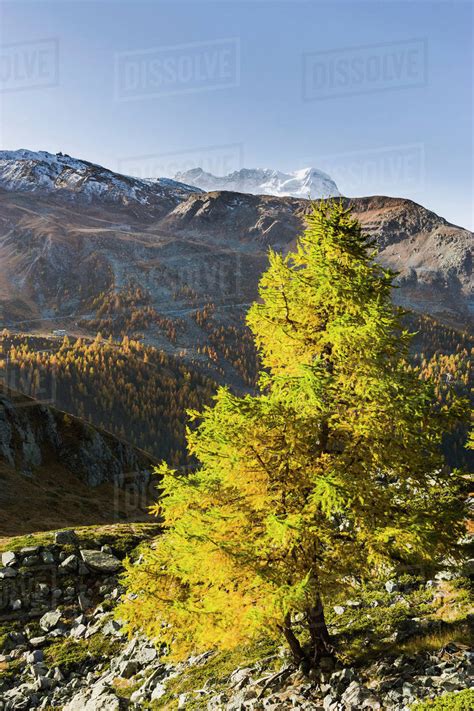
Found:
<box><xmin>0</xmin><ymin>389</ymin><xmax>153</xmax><ymax>487</ymax></box>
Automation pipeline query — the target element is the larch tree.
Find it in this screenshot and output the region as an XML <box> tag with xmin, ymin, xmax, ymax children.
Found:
<box><xmin>118</xmin><ymin>201</ymin><xmax>467</xmax><ymax>670</ymax></box>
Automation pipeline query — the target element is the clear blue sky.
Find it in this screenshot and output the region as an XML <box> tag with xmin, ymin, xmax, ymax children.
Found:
<box><xmin>1</xmin><ymin>1</ymin><xmax>472</xmax><ymax>228</ymax></box>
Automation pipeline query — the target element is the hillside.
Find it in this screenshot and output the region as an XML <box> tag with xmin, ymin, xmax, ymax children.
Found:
<box><xmin>0</xmin><ymin>150</ymin><xmax>199</xmax><ymax>210</ymax></box>
<box><xmin>0</xmin><ymin>522</ymin><xmax>472</xmax><ymax>710</ymax></box>
<box><xmin>0</xmin><ymin>332</ymin><xmax>217</xmax><ymax>465</ymax></box>
<box><xmin>0</xmin><ymin>151</ymin><xmax>471</xmax><ymax>471</ymax></box>
<box><xmin>0</xmin><ymin>388</ymin><xmax>156</xmax><ymax>537</ymax></box>
<box><xmin>0</xmin><ymin>315</ymin><xmax>471</xmax><ymax>473</ymax></box>
<box><xmin>0</xmin><ymin>153</ymin><xmax>471</xmax><ymax>378</ymax></box>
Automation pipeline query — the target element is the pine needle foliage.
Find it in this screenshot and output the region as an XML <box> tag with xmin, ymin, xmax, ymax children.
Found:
<box><xmin>118</xmin><ymin>201</ymin><xmax>468</xmax><ymax>668</ymax></box>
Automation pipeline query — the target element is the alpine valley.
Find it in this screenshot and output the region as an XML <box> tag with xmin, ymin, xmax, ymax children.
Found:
<box><xmin>0</xmin><ymin>149</ymin><xmax>472</xmax><ymax>466</ymax></box>
<box><xmin>0</xmin><ymin>149</ymin><xmax>473</xmax><ymax>711</ymax></box>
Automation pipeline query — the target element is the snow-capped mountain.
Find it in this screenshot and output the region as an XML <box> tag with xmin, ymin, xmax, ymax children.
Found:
<box><xmin>0</xmin><ymin>149</ymin><xmax>200</xmax><ymax>208</ymax></box>
<box><xmin>173</xmin><ymin>167</ymin><xmax>340</xmax><ymax>199</ymax></box>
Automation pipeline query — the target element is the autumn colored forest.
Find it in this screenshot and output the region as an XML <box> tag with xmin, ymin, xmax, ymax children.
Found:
<box><xmin>0</xmin><ymin>310</ymin><xmax>471</xmax><ymax>470</ymax></box>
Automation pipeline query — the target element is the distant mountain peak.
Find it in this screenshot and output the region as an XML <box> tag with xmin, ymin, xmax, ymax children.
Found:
<box><xmin>173</xmin><ymin>166</ymin><xmax>340</xmax><ymax>199</ymax></box>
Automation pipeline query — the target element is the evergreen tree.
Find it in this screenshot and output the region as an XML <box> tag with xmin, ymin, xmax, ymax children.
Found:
<box><xmin>119</xmin><ymin>201</ymin><xmax>467</xmax><ymax>669</ymax></box>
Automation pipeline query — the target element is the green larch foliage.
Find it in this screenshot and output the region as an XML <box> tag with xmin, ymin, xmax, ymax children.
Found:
<box><xmin>118</xmin><ymin>201</ymin><xmax>468</xmax><ymax>668</ymax></box>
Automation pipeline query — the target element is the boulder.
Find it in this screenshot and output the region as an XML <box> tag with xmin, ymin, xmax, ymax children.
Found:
<box><xmin>25</xmin><ymin>649</ymin><xmax>44</xmax><ymax>664</ymax></box>
<box><xmin>41</xmin><ymin>549</ymin><xmax>55</xmax><ymax>565</ymax></box>
<box><xmin>134</xmin><ymin>643</ymin><xmax>158</xmax><ymax>665</ymax></box>
<box><xmin>341</xmin><ymin>681</ymin><xmax>381</xmax><ymax>709</ymax></box>
<box><xmin>60</xmin><ymin>554</ymin><xmax>79</xmax><ymax>572</ymax></box>
<box><xmin>64</xmin><ymin>690</ymin><xmax>121</xmax><ymax>711</ymax></box>
<box><xmin>118</xmin><ymin>659</ymin><xmax>139</xmax><ymax>678</ymax></box>
<box><xmin>55</xmin><ymin>529</ymin><xmax>79</xmax><ymax>545</ymax></box>
<box><xmin>29</xmin><ymin>636</ymin><xmax>48</xmax><ymax>647</ymax></box>
<box><xmin>0</xmin><ymin>566</ymin><xmax>18</xmax><ymax>578</ymax></box>
<box><xmin>23</xmin><ymin>555</ymin><xmax>41</xmax><ymax>567</ymax></box>
<box><xmin>39</xmin><ymin>610</ymin><xmax>61</xmax><ymax>631</ymax></box>
<box><xmin>78</xmin><ymin>592</ymin><xmax>91</xmax><ymax>611</ymax></box>
<box><xmin>101</xmin><ymin>619</ymin><xmax>124</xmax><ymax>637</ymax></box>
<box><xmin>80</xmin><ymin>549</ymin><xmax>121</xmax><ymax>573</ymax></box>
<box><xmin>20</xmin><ymin>546</ymin><xmax>39</xmax><ymax>555</ymax></box>
<box><xmin>1</xmin><ymin>550</ymin><xmax>17</xmax><ymax>567</ymax></box>
<box><xmin>229</xmin><ymin>667</ymin><xmax>254</xmax><ymax>689</ymax></box>
<box><xmin>70</xmin><ymin>623</ymin><xmax>87</xmax><ymax>639</ymax></box>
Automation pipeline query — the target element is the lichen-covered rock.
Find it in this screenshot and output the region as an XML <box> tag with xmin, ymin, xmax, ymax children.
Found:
<box><xmin>39</xmin><ymin>609</ymin><xmax>62</xmax><ymax>631</ymax></box>
<box><xmin>80</xmin><ymin>549</ymin><xmax>121</xmax><ymax>573</ymax></box>
<box><xmin>55</xmin><ymin>530</ymin><xmax>79</xmax><ymax>545</ymax></box>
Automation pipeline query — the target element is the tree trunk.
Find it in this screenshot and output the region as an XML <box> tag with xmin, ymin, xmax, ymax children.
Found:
<box><xmin>307</xmin><ymin>594</ymin><xmax>334</xmax><ymax>665</ymax></box>
<box><xmin>281</xmin><ymin>612</ymin><xmax>307</xmax><ymax>666</ymax></box>
<box><xmin>281</xmin><ymin>600</ymin><xmax>334</xmax><ymax>673</ymax></box>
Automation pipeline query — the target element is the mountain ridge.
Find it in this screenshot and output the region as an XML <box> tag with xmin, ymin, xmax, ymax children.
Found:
<box><xmin>174</xmin><ymin>165</ymin><xmax>341</xmax><ymax>199</ymax></box>
<box><xmin>0</xmin><ymin>149</ymin><xmax>201</xmax><ymax>215</ymax></box>
<box><xmin>0</xmin><ymin>149</ymin><xmax>471</xmax><ymax>360</ymax></box>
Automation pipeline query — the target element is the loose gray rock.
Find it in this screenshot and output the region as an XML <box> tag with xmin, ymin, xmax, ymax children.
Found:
<box><xmin>1</xmin><ymin>550</ymin><xmax>17</xmax><ymax>566</ymax></box>
<box><xmin>25</xmin><ymin>649</ymin><xmax>44</xmax><ymax>664</ymax></box>
<box><xmin>80</xmin><ymin>549</ymin><xmax>121</xmax><ymax>573</ymax></box>
<box><xmin>0</xmin><ymin>566</ymin><xmax>18</xmax><ymax>578</ymax></box>
<box><xmin>29</xmin><ymin>636</ymin><xmax>48</xmax><ymax>647</ymax></box>
<box><xmin>60</xmin><ymin>554</ymin><xmax>79</xmax><ymax>572</ymax></box>
<box><xmin>78</xmin><ymin>591</ymin><xmax>90</xmax><ymax>611</ymax></box>
<box><xmin>55</xmin><ymin>529</ymin><xmax>79</xmax><ymax>545</ymax></box>
<box><xmin>70</xmin><ymin>623</ymin><xmax>88</xmax><ymax>639</ymax></box>
<box><xmin>39</xmin><ymin>609</ymin><xmax>62</xmax><ymax>631</ymax></box>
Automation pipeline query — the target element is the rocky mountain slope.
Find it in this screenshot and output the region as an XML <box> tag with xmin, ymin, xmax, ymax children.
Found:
<box><xmin>0</xmin><ymin>151</ymin><xmax>471</xmax><ymax>384</ymax></box>
<box><xmin>0</xmin><ymin>150</ymin><xmax>200</xmax><ymax>215</ymax></box>
<box><xmin>160</xmin><ymin>192</ymin><xmax>473</xmax><ymax>328</ymax></box>
<box><xmin>173</xmin><ymin>166</ymin><xmax>340</xmax><ymax>199</ymax></box>
<box><xmin>0</xmin><ymin>388</ymin><xmax>155</xmax><ymax>537</ymax></box>
<box><xmin>0</xmin><ymin>186</ymin><xmax>470</xmax><ymax>354</ymax></box>
<box><xmin>0</xmin><ymin>523</ymin><xmax>472</xmax><ymax>710</ymax></box>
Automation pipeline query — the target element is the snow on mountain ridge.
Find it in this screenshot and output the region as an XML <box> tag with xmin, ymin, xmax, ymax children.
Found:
<box><xmin>0</xmin><ymin>149</ymin><xmax>200</xmax><ymax>205</ymax></box>
<box><xmin>174</xmin><ymin>166</ymin><xmax>340</xmax><ymax>199</ymax></box>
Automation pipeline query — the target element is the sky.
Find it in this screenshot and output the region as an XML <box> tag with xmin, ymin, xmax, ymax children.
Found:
<box><xmin>0</xmin><ymin>0</ymin><xmax>472</xmax><ymax>228</ymax></box>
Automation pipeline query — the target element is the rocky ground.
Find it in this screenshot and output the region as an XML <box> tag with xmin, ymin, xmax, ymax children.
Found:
<box><xmin>0</xmin><ymin>526</ymin><xmax>472</xmax><ymax>710</ymax></box>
